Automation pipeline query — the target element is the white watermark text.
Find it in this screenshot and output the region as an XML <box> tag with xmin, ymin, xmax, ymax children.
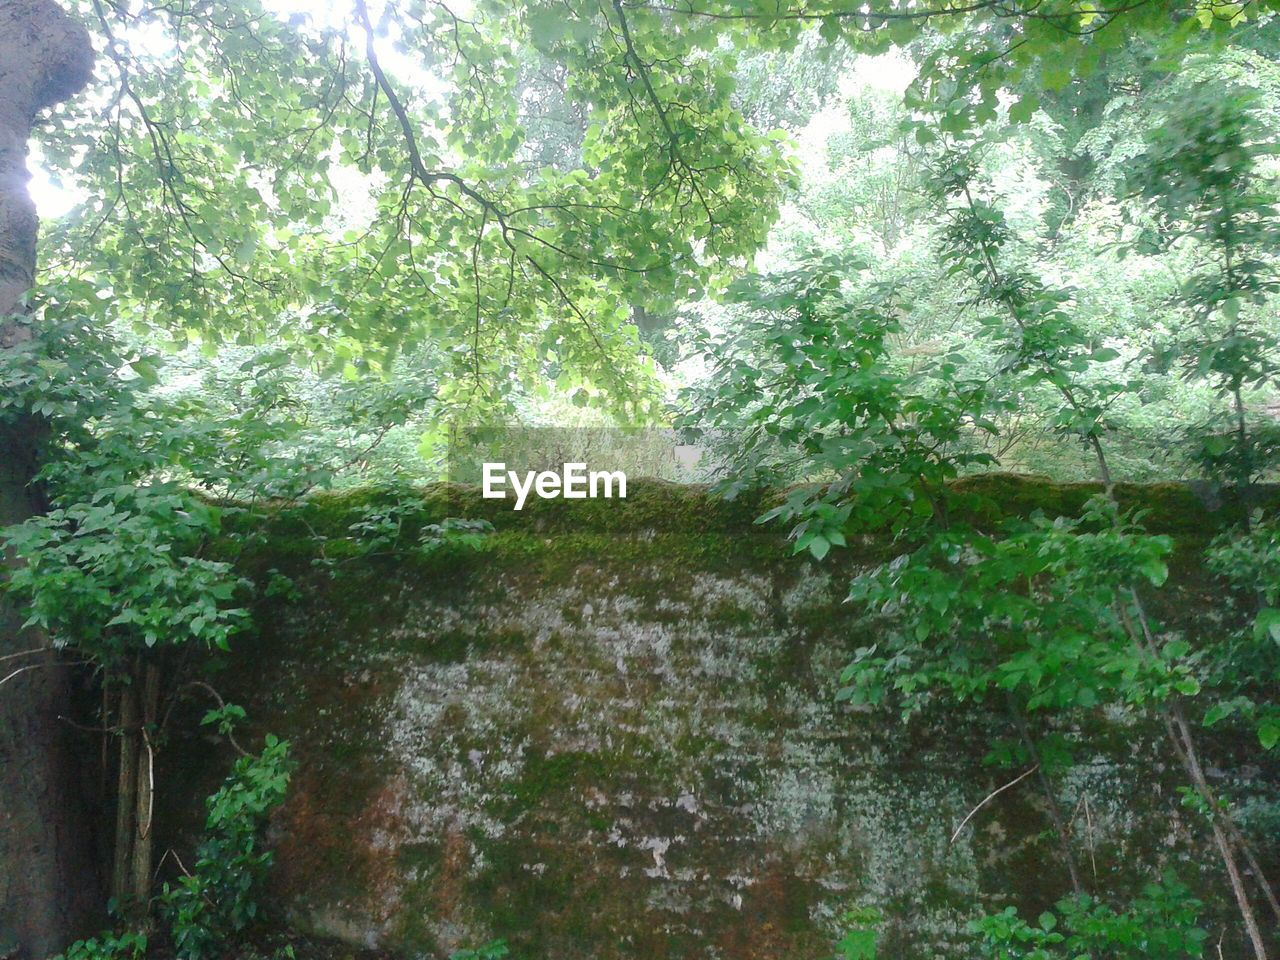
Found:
<box><xmin>481</xmin><ymin>462</ymin><xmax>627</xmax><ymax>510</ymax></box>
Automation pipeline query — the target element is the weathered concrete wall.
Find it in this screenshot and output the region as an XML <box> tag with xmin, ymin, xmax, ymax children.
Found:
<box><xmin>165</xmin><ymin>477</ymin><xmax>1279</xmax><ymax>959</ymax></box>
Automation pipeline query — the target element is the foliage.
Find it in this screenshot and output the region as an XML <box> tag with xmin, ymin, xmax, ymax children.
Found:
<box><xmin>153</xmin><ymin>342</ymin><xmax>444</xmax><ymax>490</ymax></box>
<box><xmin>1203</xmin><ymin>514</ymin><xmax>1280</xmax><ymax>750</ymax></box>
<box><xmin>1128</xmin><ymin>84</ymin><xmax>1280</xmax><ymax>488</ymax></box>
<box><xmin>833</xmin><ymin>905</ymin><xmax>882</xmax><ymax>960</ymax></box>
<box><xmin>305</xmin><ymin>485</ymin><xmax>495</xmax><ymax>574</ymax></box>
<box><xmin>3</xmin><ymin>486</ymin><xmax>246</xmax><ymax>662</ymax></box>
<box><xmin>0</xmin><ymin>309</ymin><xmax>253</xmax><ymax>665</ymax></box>
<box><xmin>841</xmin><ymin>499</ymin><xmax>1185</xmax><ymax>724</ymax></box>
<box><xmin>50</xmin><ymin>931</ymin><xmax>148</xmax><ymax>960</ymax></box>
<box><xmin>449</xmin><ymin>940</ymin><xmax>511</xmax><ymax>960</ymax></box>
<box><xmin>39</xmin><ymin>0</ymin><xmax>798</xmax><ymax>422</ymax></box>
<box><xmin>32</xmin><ymin>0</ymin><xmax>1267</xmax><ymax>424</ymax></box>
<box><xmin>0</xmin><ymin>293</ymin><xmax>298</xmax><ymax>935</ymax></box>
<box><xmin>971</xmin><ymin>876</ymin><xmax>1209</xmax><ymax>959</ymax></box>
<box><xmin>159</xmin><ymin>736</ymin><xmax>293</xmax><ymax>960</ymax></box>
<box><xmin>683</xmin><ymin>39</ymin><xmax>1280</xmax><ymax>487</ymax></box>
<box><xmin>47</xmin><ymin>737</ymin><xmax>292</xmax><ymax>960</ymax></box>
<box><xmin>679</xmin><ymin>253</ymin><xmax>999</xmax><ymax>555</ymax></box>
<box><xmin>683</xmin><ymin>51</ymin><xmax>1280</xmax><ymax>957</ymax></box>
<box><xmin>1123</xmin><ymin>79</ymin><xmax>1280</xmax><ymax>757</ymax></box>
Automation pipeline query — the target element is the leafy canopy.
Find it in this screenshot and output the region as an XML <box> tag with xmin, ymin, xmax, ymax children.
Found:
<box><xmin>34</xmin><ymin>0</ymin><xmax>1265</xmax><ymax>420</ymax></box>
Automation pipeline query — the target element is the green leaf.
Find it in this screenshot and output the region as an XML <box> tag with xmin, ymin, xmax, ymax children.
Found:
<box><xmin>835</xmin><ymin>928</ymin><xmax>876</xmax><ymax>960</ymax></box>
<box><xmin>1008</xmin><ymin>95</ymin><xmax>1039</xmax><ymax>124</ymax></box>
<box><xmin>1203</xmin><ymin>702</ymin><xmax>1234</xmax><ymax>726</ymax></box>
<box><xmin>1260</xmin><ymin>721</ymin><xmax>1280</xmax><ymax>751</ymax></box>
<box><xmin>1254</xmin><ymin>608</ymin><xmax>1280</xmax><ymax>644</ymax></box>
<box><xmin>1042</xmin><ymin>61</ymin><xmax>1072</xmax><ymax>91</ymax></box>
<box><xmin>129</xmin><ymin>359</ymin><xmax>160</xmax><ymax>385</ymax></box>
<box><xmin>1139</xmin><ymin>560</ymin><xmax>1168</xmax><ymax>587</ymax></box>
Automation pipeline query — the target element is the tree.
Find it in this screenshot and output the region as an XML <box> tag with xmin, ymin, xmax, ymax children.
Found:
<box><xmin>0</xmin><ymin>4</ymin><xmax>99</xmax><ymax>956</ymax></box>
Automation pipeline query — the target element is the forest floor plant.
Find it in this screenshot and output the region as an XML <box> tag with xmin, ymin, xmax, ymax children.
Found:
<box><xmin>51</xmin><ymin>733</ymin><xmax>292</xmax><ymax>960</ymax></box>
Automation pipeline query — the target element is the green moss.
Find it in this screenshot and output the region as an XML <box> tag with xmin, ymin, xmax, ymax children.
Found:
<box><xmin>174</xmin><ymin>473</ymin><xmax>1280</xmax><ymax>959</ymax></box>
<box><xmin>489</xmin><ymin>746</ymin><xmax>663</xmax><ymax>820</ymax></box>
<box><xmin>224</xmin><ymin>475</ymin><xmax>1280</xmax><ymax>589</ymax></box>
<box><xmin>952</xmin><ymin>474</ymin><xmax>1277</xmax><ymax>537</ymax></box>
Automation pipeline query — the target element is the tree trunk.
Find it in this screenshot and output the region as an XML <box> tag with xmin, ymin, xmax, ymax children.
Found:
<box><xmin>0</xmin><ymin>3</ymin><xmax>96</xmax><ymax>956</ymax></box>
<box><xmin>109</xmin><ymin>661</ymin><xmax>163</xmax><ymax>922</ymax></box>
<box><xmin>110</xmin><ymin>682</ymin><xmax>139</xmax><ymax>910</ymax></box>
<box><xmin>130</xmin><ymin>663</ymin><xmax>159</xmax><ymax>915</ymax></box>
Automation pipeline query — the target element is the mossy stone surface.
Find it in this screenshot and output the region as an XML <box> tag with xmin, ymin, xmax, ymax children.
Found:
<box><xmin>164</xmin><ymin>476</ymin><xmax>1279</xmax><ymax>959</ymax></box>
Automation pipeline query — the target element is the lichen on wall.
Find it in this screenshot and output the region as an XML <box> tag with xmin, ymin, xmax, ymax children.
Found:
<box><xmin>174</xmin><ymin>476</ymin><xmax>1278</xmax><ymax>959</ymax></box>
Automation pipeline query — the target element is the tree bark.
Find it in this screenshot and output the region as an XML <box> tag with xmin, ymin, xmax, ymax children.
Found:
<box><xmin>0</xmin><ymin>3</ymin><xmax>97</xmax><ymax>956</ymax></box>
<box><xmin>129</xmin><ymin>663</ymin><xmax>159</xmax><ymax>916</ymax></box>
<box><xmin>110</xmin><ymin>682</ymin><xmax>139</xmax><ymax>910</ymax></box>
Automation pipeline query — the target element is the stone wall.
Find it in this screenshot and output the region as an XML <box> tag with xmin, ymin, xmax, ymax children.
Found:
<box><xmin>162</xmin><ymin>476</ymin><xmax>1279</xmax><ymax>959</ymax></box>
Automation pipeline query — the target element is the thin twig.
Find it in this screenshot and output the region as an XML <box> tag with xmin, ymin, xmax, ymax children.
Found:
<box><xmin>57</xmin><ymin>714</ymin><xmax>123</xmax><ymax>735</ymax></box>
<box><xmin>0</xmin><ymin>660</ymin><xmax>85</xmax><ymax>689</ymax></box>
<box><xmin>140</xmin><ymin>726</ymin><xmax>155</xmax><ymax>841</ymax></box>
<box><xmin>1084</xmin><ymin>793</ymin><xmax>1098</xmax><ymax>885</ymax></box>
<box><xmin>166</xmin><ymin>680</ymin><xmax>251</xmax><ymax>758</ymax></box>
<box><xmin>950</xmin><ymin>765</ymin><xmax>1039</xmax><ymax>844</ymax></box>
<box><xmin>154</xmin><ymin>847</ymin><xmax>193</xmax><ymax>880</ymax></box>
<box><xmin>0</xmin><ymin>646</ymin><xmax>51</xmax><ymax>663</ymax></box>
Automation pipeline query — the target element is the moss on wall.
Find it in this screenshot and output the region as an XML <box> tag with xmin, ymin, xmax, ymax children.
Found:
<box><xmin>163</xmin><ymin>475</ymin><xmax>1279</xmax><ymax>959</ymax></box>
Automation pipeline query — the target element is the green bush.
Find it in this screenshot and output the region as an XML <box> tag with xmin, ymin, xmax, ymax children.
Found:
<box><xmin>52</xmin><ymin>931</ymin><xmax>147</xmax><ymax>960</ymax></box>
<box><xmin>159</xmin><ymin>736</ymin><xmax>293</xmax><ymax>960</ymax></box>
<box><xmin>970</xmin><ymin>876</ymin><xmax>1209</xmax><ymax>959</ymax></box>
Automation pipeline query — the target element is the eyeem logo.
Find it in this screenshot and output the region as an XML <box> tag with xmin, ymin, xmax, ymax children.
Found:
<box><xmin>482</xmin><ymin>462</ymin><xmax>627</xmax><ymax>511</ymax></box>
